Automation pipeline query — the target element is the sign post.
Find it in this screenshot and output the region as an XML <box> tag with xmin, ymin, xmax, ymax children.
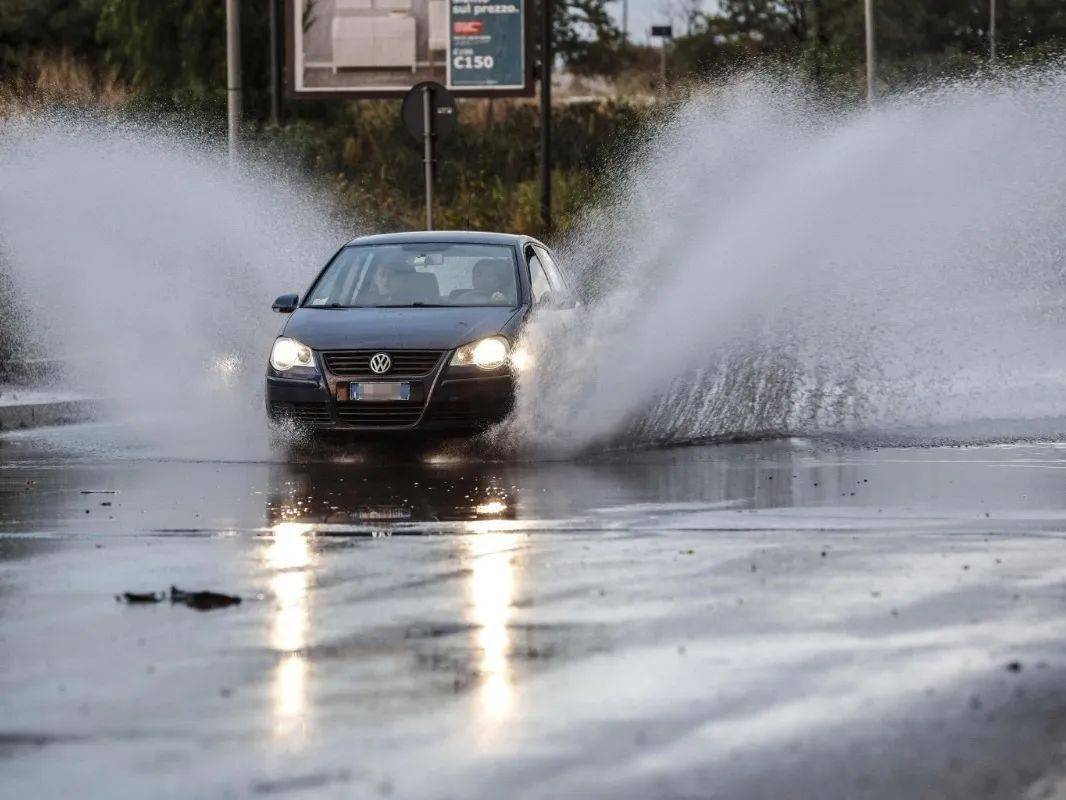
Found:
<box><xmin>402</xmin><ymin>82</ymin><xmax>458</xmax><ymax>231</ymax></box>
<box><xmin>989</xmin><ymin>0</ymin><xmax>997</xmax><ymax>61</ymax></box>
<box><xmin>651</xmin><ymin>25</ymin><xmax>672</xmax><ymax>88</ymax></box>
<box><xmin>540</xmin><ymin>0</ymin><xmax>552</xmax><ymax>233</ymax></box>
<box><xmin>225</xmin><ymin>0</ymin><xmax>242</xmax><ymax>163</ymax></box>
<box><xmin>422</xmin><ymin>85</ymin><xmax>434</xmax><ymax>229</ymax></box>
<box><xmin>864</xmin><ymin>0</ymin><xmax>876</xmax><ymax>104</ymax></box>
<box><xmin>269</xmin><ymin>0</ymin><xmax>281</xmax><ymax>125</ymax></box>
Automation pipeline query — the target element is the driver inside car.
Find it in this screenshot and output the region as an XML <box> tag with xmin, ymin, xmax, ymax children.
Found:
<box><xmin>461</xmin><ymin>259</ymin><xmax>513</xmax><ymax>305</ymax></box>
<box><xmin>361</xmin><ymin>262</ymin><xmax>402</xmax><ymax>305</ymax></box>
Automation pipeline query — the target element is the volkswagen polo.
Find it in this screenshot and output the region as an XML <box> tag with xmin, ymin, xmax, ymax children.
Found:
<box><xmin>265</xmin><ymin>231</ymin><xmax>574</xmax><ymax>434</ymax></box>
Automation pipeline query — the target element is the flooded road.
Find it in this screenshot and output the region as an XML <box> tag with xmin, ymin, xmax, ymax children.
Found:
<box><xmin>4</xmin><ymin>428</ymin><xmax>1066</xmax><ymax>798</ymax></box>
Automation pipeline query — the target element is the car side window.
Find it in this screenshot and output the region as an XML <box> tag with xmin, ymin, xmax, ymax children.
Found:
<box><xmin>532</xmin><ymin>245</ymin><xmax>570</xmax><ymax>296</ymax></box>
<box><xmin>306</xmin><ymin>249</ymin><xmax>364</xmax><ymax>306</ymax></box>
<box><xmin>527</xmin><ymin>249</ymin><xmax>553</xmax><ymax>304</ymax></box>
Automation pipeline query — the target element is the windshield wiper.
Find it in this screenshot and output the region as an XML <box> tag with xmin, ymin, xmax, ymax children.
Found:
<box><xmin>371</xmin><ymin>302</ymin><xmax>450</xmax><ymax>308</ymax></box>
<box><xmin>315</xmin><ymin>302</ymin><xmax>453</xmax><ymax>309</ymax></box>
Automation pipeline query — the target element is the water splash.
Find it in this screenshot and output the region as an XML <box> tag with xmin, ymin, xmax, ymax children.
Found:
<box><xmin>0</xmin><ymin>113</ymin><xmax>349</xmax><ymax>459</ymax></box>
<box><xmin>7</xmin><ymin>72</ymin><xmax>1066</xmax><ymax>462</ymax></box>
<box><xmin>503</xmin><ymin>67</ymin><xmax>1066</xmax><ymax>454</ymax></box>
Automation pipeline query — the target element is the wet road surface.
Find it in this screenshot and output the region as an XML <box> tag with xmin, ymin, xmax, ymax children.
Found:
<box><xmin>4</xmin><ymin>426</ymin><xmax>1066</xmax><ymax>798</ymax></box>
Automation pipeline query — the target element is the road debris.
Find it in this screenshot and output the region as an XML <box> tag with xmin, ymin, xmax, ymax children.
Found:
<box><xmin>116</xmin><ymin>591</ymin><xmax>164</xmax><ymax>604</ymax></box>
<box><xmin>169</xmin><ymin>585</ymin><xmax>242</xmax><ymax>611</ymax></box>
<box><xmin>115</xmin><ymin>586</ymin><xmax>242</xmax><ymax>610</ymax></box>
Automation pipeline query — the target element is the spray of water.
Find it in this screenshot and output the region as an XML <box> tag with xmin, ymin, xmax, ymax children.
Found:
<box><xmin>502</xmin><ymin>66</ymin><xmax>1066</xmax><ymax>454</ymax></box>
<box><xmin>6</xmin><ymin>69</ymin><xmax>1066</xmax><ymax>461</ymax></box>
<box><xmin>0</xmin><ymin>113</ymin><xmax>349</xmax><ymax>459</ymax></box>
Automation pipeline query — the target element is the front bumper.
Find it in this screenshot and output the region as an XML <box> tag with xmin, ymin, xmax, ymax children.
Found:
<box><xmin>266</xmin><ymin>354</ymin><xmax>514</xmax><ymax>433</ymax></box>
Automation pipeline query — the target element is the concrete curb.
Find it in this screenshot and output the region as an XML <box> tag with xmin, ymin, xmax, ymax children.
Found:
<box><xmin>0</xmin><ymin>399</ymin><xmax>96</xmax><ymax>432</ymax></box>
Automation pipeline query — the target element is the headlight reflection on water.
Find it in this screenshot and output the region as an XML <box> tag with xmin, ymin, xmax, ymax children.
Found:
<box><xmin>263</xmin><ymin>513</ymin><xmax>526</xmax><ymax>740</ymax></box>
<box><xmin>475</xmin><ymin>500</ymin><xmax>508</xmax><ymax>516</ymax></box>
<box><xmin>464</xmin><ymin>529</ymin><xmax>523</xmax><ymax>731</ymax></box>
<box><xmin>266</xmin><ymin>522</ymin><xmax>314</xmax><ymax>738</ymax></box>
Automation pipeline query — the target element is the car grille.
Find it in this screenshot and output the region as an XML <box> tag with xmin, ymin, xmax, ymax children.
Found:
<box><xmin>426</xmin><ymin>401</ymin><xmax>512</xmax><ymax>426</ymax></box>
<box><xmin>271</xmin><ymin>402</ymin><xmax>332</xmax><ymax>423</ymax></box>
<box><xmin>335</xmin><ymin>402</ymin><xmax>424</xmax><ymax>427</ymax></box>
<box><xmin>322</xmin><ymin>349</ymin><xmax>444</xmax><ymax>377</ymax></box>
<box><xmin>424</xmin><ymin>408</ymin><xmax>473</xmax><ymax>422</ymax></box>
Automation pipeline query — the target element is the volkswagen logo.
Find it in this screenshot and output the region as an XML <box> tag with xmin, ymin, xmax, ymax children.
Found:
<box><xmin>369</xmin><ymin>352</ymin><xmax>392</xmax><ymax>374</ymax></box>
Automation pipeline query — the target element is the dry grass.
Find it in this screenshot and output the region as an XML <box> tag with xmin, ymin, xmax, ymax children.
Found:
<box><xmin>0</xmin><ymin>52</ymin><xmax>130</xmax><ymax>117</ymax></box>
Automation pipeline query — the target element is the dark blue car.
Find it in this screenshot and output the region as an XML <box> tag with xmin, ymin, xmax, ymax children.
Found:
<box><xmin>266</xmin><ymin>231</ymin><xmax>573</xmax><ymax>433</ymax></box>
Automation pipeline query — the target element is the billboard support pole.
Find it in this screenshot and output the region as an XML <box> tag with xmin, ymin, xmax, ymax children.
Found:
<box><xmin>864</xmin><ymin>0</ymin><xmax>875</xmax><ymax>104</ymax></box>
<box><xmin>422</xmin><ymin>85</ymin><xmax>435</xmax><ymax>231</ymax></box>
<box><xmin>989</xmin><ymin>0</ymin><xmax>997</xmax><ymax>61</ymax></box>
<box><xmin>539</xmin><ymin>0</ymin><xmax>553</xmax><ymax>234</ymax></box>
<box><xmin>226</xmin><ymin>0</ymin><xmax>242</xmax><ymax>163</ymax></box>
<box><xmin>269</xmin><ymin>0</ymin><xmax>280</xmax><ymax>125</ymax></box>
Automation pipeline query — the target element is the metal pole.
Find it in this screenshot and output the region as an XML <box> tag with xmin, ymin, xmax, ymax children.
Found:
<box><xmin>660</xmin><ymin>38</ymin><xmax>667</xmax><ymax>87</ymax></box>
<box><xmin>622</xmin><ymin>0</ymin><xmax>628</xmax><ymax>42</ymax></box>
<box><xmin>989</xmin><ymin>0</ymin><xmax>997</xmax><ymax>61</ymax></box>
<box><xmin>269</xmin><ymin>0</ymin><xmax>280</xmax><ymax>125</ymax></box>
<box><xmin>864</xmin><ymin>0</ymin><xmax>875</xmax><ymax>104</ymax></box>
<box><xmin>226</xmin><ymin>0</ymin><xmax>242</xmax><ymax>162</ymax></box>
<box><xmin>539</xmin><ymin>0</ymin><xmax>552</xmax><ymax>234</ymax></box>
<box><xmin>422</xmin><ymin>85</ymin><xmax>434</xmax><ymax>231</ymax></box>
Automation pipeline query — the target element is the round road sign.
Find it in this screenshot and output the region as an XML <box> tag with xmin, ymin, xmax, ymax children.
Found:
<box><xmin>401</xmin><ymin>82</ymin><xmax>458</xmax><ymax>142</ymax></box>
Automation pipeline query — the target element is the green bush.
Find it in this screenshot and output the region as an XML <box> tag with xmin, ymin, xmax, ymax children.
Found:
<box><xmin>247</xmin><ymin>98</ymin><xmax>654</xmax><ymax>239</ymax></box>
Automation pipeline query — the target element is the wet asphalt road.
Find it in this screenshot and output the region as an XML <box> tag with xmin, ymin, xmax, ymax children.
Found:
<box><xmin>4</xmin><ymin>426</ymin><xmax>1066</xmax><ymax>798</ymax></box>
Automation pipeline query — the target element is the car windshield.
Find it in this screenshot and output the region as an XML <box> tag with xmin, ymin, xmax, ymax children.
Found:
<box><xmin>303</xmin><ymin>243</ymin><xmax>519</xmax><ymax>308</ymax></box>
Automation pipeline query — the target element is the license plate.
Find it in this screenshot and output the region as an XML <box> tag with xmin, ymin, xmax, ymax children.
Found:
<box><xmin>353</xmin><ymin>506</ymin><xmax>411</xmax><ymax>521</ymax></box>
<box><xmin>349</xmin><ymin>382</ymin><xmax>410</xmax><ymax>401</ymax></box>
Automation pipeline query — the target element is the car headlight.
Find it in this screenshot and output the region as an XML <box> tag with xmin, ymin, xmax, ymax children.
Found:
<box><xmin>450</xmin><ymin>336</ymin><xmax>510</xmax><ymax>369</ymax></box>
<box><xmin>270</xmin><ymin>337</ymin><xmax>316</xmax><ymax>372</ymax></box>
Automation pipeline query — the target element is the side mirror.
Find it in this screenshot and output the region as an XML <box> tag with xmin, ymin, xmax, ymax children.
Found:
<box><xmin>272</xmin><ymin>293</ymin><xmax>299</xmax><ymax>313</ymax></box>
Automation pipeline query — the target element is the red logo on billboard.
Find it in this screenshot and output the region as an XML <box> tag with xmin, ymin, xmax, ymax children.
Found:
<box><xmin>453</xmin><ymin>21</ymin><xmax>484</xmax><ymax>35</ymax></box>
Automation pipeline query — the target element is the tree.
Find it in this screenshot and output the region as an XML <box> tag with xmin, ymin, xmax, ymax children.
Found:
<box><xmin>0</xmin><ymin>0</ymin><xmax>104</xmax><ymax>71</ymax></box>
<box><xmin>97</xmin><ymin>0</ymin><xmax>270</xmax><ymax>114</ymax></box>
<box><xmin>551</xmin><ymin>0</ymin><xmax>625</xmax><ymax>73</ymax></box>
<box><xmin>667</xmin><ymin>0</ymin><xmax>818</xmax><ymax>77</ymax></box>
<box><xmin>98</xmin><ymin>0</ymin><xmax>224</xmax><ymax>107</ymax></box>
<box><xmin>714</xmin><ymin>0</ymin><xmax>810</xmax><ymax>52</ymax></box>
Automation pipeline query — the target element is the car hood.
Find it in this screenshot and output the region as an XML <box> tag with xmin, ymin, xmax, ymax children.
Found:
<box><xmin>281</xmin><ymin>306</ymin><xmax>521</xmax><ymax>351</ymax></box>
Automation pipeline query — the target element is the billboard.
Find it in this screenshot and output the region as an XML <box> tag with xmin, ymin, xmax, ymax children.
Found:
<box><xmin>286</xmin><ymin>0</ymin><xmax>533</xmax><ymax>99</ymax></box>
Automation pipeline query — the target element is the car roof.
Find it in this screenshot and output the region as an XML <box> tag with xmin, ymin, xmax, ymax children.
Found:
<box><xmin>345</xmin><ymin>230</ymin><xmax>545</xmax><ymax>248</ymax></box>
